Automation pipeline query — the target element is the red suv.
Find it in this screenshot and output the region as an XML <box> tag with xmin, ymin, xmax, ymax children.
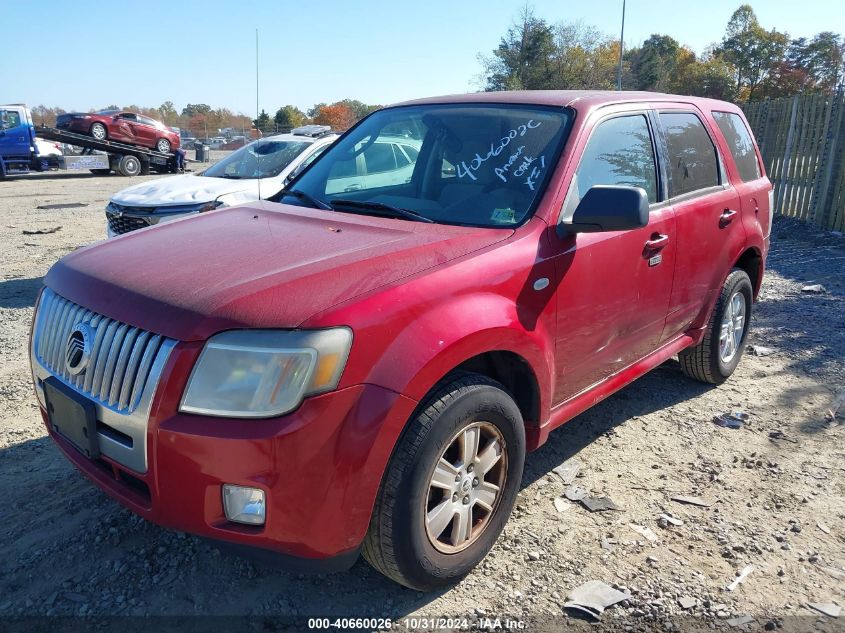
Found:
<box><xmin>56</xmin><ymin>110</ymin><xmax>180</xmax><ymax>154</ymax></box>
<box><xmin>30</xmin><ymin>91</ymin><xmax>771</xmax><ymax>590</ymax></box>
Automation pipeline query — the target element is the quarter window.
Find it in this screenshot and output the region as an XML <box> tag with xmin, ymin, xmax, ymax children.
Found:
<box><xmin>712</xmin><ymin>112</ymin><xmax>761</xmax><ymax>182</ymax></box>
<box><xmin>659</xmin><ymin>112</ymin><xmax>720</xmax><ymax>197</ymax></box>
<box><xmin>573</xmin><ymin>114</ymin><xmax>658</xmax><ymax>204</ymax></box>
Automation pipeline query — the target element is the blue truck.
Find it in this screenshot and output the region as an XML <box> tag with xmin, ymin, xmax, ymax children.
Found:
<box><xmin>1</xmin><ymin>104</ymin><xmax>175</xmax><ymax>178</ymax></box>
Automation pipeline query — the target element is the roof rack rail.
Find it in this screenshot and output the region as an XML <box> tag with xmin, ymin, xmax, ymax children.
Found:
<box><xmin>291</xmin><ymin>125</ymin><xmax>333</xmax><ymax>138</ymax></box>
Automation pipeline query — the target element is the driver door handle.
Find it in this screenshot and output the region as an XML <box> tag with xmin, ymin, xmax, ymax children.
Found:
<box><xmin>644</xmin><ymin>234</ymin><xmax>670</xmax><ymax>252</ymax></box>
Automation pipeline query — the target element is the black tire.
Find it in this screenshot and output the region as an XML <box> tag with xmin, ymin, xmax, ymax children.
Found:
<box><xmin>90</xmin><ymin>122</ymin><xmax>107</xmax><ymax>141</ymax></box>
<box><xmin>117</xmin><ymin>155</ymin><xmax>141</xmax><ymax>177</ymax></box>
<box><xmin>679</xmin><ymin>268</ymin><xmax>753</xmax><ymax>384</ymax></box>
<box><xmin>156</xmin><ymin>138</ymin><xmax>171</xmax><ymax>154</ymax></box>
<box><xmin>89</xmin><ymin>168</ymin><xmax>111</xmax><ymax>175</ymax></box>
<box><xmin>363</xmin><ymin>373</ymin><xmax>525</xmax><ymax>590</ymax></box>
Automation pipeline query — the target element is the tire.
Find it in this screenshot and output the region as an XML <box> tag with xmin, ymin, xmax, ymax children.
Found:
<box><xmin>363</xmin><ymin>373</ymin><xmax>525</xmax><ymax>590</ymax></box>
<box><xmin>679</xmin><ymin>268</ymin><xmax>753</xmax><ymax>384</ymax></box>
<box><xmin>90</xmin><ymin>122</ymin><xmax>107</xmax><ymax>141</ymax></box>
<box><xmin>156</xmin><ymin>138</ymin><xmax>171</xmax><ymax>154</ymax></box>
<box><xmin>117</xmin><ymin>155</ymin><xmax>142</xmax><ymax>177</ymax></box>
<box><xmin>89</xmin><ymin>168</ymin><xmax>111</xmax><ymax>175</ymax></box>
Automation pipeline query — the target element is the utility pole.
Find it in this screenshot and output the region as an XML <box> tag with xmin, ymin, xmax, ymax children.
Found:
<box><xmin>255</xmin><ymin>28</ymin><xmax>260</xmax><ymax>123</ymax></box>
<box><xmin>617</xmin><ymin>0</ymin><xmax>626</xmax><ymax>91</ymax></box>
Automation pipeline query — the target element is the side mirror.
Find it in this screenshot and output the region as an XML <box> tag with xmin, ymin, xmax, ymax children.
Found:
<box><xmin>560</xmin><ymin>185</ymin><xmax>649</xmax><ymax>234</ymax></box>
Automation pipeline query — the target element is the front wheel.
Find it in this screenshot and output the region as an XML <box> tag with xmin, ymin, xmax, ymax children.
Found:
<box><xmin>679</xmin><ymin>268</ymin><xmax>753</xmax><ymax>384</ymax></box>
<box><xmin>90</xmin><ymin>122</ymin><xmax>107</xmax><ymax>141</ymax></box>
<box><xmin>363</xmin><ymin>373</ymin><xmax>525</xmax><ymax>590</ymax></box>
<box><xmin>156</xmin><ymin>138</ymin><xmax>171</xmax><ymax>153</ymax></box>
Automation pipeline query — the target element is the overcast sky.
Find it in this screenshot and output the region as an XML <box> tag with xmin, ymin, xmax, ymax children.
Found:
<box><xmin>3</xmin><ymin>0</ymin><xmax>843</xmax><ymax>115</ymax></box>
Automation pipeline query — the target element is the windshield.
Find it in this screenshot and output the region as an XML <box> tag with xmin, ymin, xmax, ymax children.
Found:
<box><xmin>279</xmin><ymin>103</ymin><xmax>572</xmax><ymax>227</ymax></box>
<box><xmin>203</xmin><ymin>139</ymin><xmax>310</xmax><ymax>180</ymax></box>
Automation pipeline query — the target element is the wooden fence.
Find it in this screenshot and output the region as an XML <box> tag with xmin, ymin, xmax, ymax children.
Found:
<box><xmin>743</xmin><ymin>90</ymin><xmax>845</xmax><ymax>232</ymax></box>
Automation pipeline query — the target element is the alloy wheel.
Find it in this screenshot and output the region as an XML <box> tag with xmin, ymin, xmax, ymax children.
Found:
<box><xmin>719</xmin><ymin>290</ymin><xmax>746</xmax><ymax>363</ymax></box>
<box><xmin>424</xmin><ymin>421</ymin><xmax>507</xmax><ymax>554</ymax></box>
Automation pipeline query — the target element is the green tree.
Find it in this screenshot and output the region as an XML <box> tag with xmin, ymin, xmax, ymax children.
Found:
<box><xmin>253</xmin><ymin>109</ymin><xmax>273</xmax><ymax>133</ymax></box>
<box><xmin>479</xmin><ymin>6</ymin><xmax>556</xmax><ymax>90</ymax></box>
<box><xmin>158</xmin><ymin>101</ymin><xmax>178</xmax><ymax>125</ymax></box>
<box><xmin>274</xmin><ymin>105</ymin><xmax>306</xmax><ymax>130</ymax></box>
<box><xmin>630</xmin><ymin>35</ymin><xmax>681</xmax><ymax>91</ymax></box>
<box><xmin>182</xmin><ymin>103</ymin><xmax>212</xmax><ymax>118</ymax></box>
<box><xmin>716</xmin><ymin>4</ymin><xmax>788</xmax><ymax>100</ymax></box>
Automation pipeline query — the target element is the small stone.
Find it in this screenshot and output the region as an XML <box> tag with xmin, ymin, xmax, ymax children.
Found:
<box><xmin>527</xmin><ymin>551</ymin><xmax>541</xmax><ymax>561</ymax></box>
<box><xmin>553</xmin><ymin>497</ymin><xmax>568</xmax><ymax>513</ymax></box>
<box><xmin>678</xmin><ymin>596</ymin><xmax>697</xmax><ymax>610</ymax></box>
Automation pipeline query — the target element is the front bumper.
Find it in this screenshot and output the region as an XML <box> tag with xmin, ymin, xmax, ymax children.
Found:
<box><xmin>38</xmin><ymin>357</ymin><xmax>418</xmax><ymax>567</ymax></box>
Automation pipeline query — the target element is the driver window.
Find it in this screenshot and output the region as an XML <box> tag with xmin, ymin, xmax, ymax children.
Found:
<box><xmin>0</xmin><ymin>110</ymin><xmax>21</xmax><ymax>129</ymax></box>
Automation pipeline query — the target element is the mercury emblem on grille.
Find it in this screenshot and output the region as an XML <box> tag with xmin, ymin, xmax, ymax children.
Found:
<box><xmin>65</xmin><ymin>322</ymin><xmax>94</xmax><ymax>376</ymax></box>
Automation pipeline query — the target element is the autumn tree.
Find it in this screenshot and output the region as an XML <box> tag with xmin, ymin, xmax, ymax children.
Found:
<box><xmin>312</xmin><ymin>103</ymin><xmax>356</xmax><ymax>130</ymax></box>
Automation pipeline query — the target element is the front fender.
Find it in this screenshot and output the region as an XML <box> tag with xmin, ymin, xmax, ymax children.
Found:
<box><xmin>367</xmin><ymin>292</ymin><xmax>555</xmax><ymax>423</ymax></box>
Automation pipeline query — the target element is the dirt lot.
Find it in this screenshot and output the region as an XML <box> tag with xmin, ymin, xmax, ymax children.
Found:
<box><xmin>0</xmin><ymin>167</ymin><xmax>843</xmax><ymax>631</ymax></box>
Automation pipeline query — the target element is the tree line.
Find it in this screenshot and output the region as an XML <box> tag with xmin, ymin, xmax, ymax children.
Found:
<box><xmin>29</xmin><ymin>99</ymin><xmax>381</xmax><ymax>137</ymax></box>
<box><xmin>479</xmin><ymin>4</ymin><xmax>845</xmax><ymax>102</ymax></box>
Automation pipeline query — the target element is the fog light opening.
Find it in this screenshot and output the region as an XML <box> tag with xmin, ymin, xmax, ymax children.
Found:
<box><xmin>222</xmin><ymin>484</ymin><xmax>266</xmax><ymax>526</ymax></box>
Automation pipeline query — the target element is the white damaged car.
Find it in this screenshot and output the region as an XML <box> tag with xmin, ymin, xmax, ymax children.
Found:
<box><xmin>105</xmin><ymin>126</ymin><xmax>337</xmax><ymax>237</ymax></box>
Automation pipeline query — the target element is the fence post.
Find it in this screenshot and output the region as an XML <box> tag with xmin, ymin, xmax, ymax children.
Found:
<box><xmin>775</xmin><ymin>96</ymin><xmax>800</xmax><ymax>216</ymax></box>
<box><xmin>810</xmin><ymin>90</ymin><xmax>843</xmax><ymax>227</ymax></box>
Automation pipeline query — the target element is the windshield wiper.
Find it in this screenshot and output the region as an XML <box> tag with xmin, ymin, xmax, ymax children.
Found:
<box><xmin>279</xmin><ymin>189</ymin><xmax>332</xmax><ymax>210</ymax></box>
<box><xmin>329</xmin><ymin>199</ymin><xmax>435</xmax><ymax>223</ymax></box>
<box><xmin>220</xmin><ymin>174</ymin><xmax>242</xmax><ymax>179</ymax></box>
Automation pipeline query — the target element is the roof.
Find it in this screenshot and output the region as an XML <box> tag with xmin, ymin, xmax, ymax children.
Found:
<box><xmin>261</xmin><ymin>132</ymin><xmax>339</xmax><ymax>144</ymax></box>
<box><xmin>393</xmin><ymin>90</ymin><xmax>741</xmax><ymax>113</ymax></box>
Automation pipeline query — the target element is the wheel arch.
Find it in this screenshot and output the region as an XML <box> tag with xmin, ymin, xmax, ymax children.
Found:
<box><xmin>734</xmin><ymin>246</ymin><xmax>764</xmax><ymax>299</ymax></box>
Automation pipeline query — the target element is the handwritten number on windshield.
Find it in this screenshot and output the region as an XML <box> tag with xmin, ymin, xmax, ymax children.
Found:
<box><xmin>455</xmin><ymin>120</ymin><xmax>541</xmax><ymax>182</ymax></box>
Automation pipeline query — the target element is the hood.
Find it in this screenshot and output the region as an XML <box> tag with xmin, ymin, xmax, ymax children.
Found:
<box><xmin>110</xmin><ymin>174</ymin><xmax>265</xmax><ymax>207</ymax></box>
<box><xmin>45</xmin><ymin>202</ymin><xmax>512</xmax><ymax>341</ymax></box>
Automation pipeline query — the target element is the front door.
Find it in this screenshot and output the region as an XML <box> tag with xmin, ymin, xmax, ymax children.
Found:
<box><xmin>0</xmin><ymin>107</ymin><xmax>32</xmax><ymax>158</ymax></box>
<box><xmin>551</xmin><ymin>111</ymin><xmax>676</xmax><ymax>404</ymax></box>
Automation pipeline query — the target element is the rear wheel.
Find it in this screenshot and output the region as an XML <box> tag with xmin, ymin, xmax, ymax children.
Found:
<box><xmin>679</xmin><ymin>268</ymin><xmax>753</xmax><ymax>384</ymax></box>
<box><xmin>156</xmin><ymin>138</ymin><xmax>171</xmax><ymax>153</ymax></box>
<box><xmin>363</xmin><ymin>373</ymin><xmax>525</xmax><ymax>590</ymax></box>
<box><xmin>90</xmin><ymin>122</ymin><xmax>107</xmax><ymax>141</ymax></box>
<box><xmin>117</xmin><ymin>155</ymin><xmax>142</xmax><ymax>177</ymax></box>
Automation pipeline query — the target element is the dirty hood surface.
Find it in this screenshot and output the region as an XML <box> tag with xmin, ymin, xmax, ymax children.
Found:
<box><xmin>110</xmin><ymin>173</ymin><xmax>263</xmax><ymax>206</ymax></box>
<box><xmin>45</xmin><ymin>202</ymin><xmax>511</xmax><ymax>341</ymax></box>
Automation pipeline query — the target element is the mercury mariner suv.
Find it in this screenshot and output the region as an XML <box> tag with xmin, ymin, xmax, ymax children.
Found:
<box><xmin>30</xmin><ymin>91</ymin><xmax>771</xmax><ymax>590</ymax></box>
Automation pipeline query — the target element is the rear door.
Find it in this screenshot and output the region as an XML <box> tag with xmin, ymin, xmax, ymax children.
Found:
<box><xmin>655</xmin><ymin>108</ymin><xmax>744</xmax><ymax>342</ymax></box>
<box><xmin>551</xmin><ymin>109</ymin><xmax>676</xmax><ymax>403</ymax></box>
<box><xmin>711</xmin><ymin>110</ymin><xmax>772</xmax><ymax>251</ymax></box>
<box><xmin>0</xmin><ymin>107</ymin><xmax>32</xmax><ymax>157</ymax></box>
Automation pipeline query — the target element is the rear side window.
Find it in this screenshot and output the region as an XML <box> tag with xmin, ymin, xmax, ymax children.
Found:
<box><xmin>659</xmin><ymin>112</ymin><xmax>719</xmax><ymax>197</ymax></box>
<box><xmin>712</xmin><ymin>112</ymin><xmax>761</xmax><ymax>182</ymax></box>
<box><xmin>573</xmin><ymin>114</ymin><xmax>658</xmax><ymax>203</ymax></box>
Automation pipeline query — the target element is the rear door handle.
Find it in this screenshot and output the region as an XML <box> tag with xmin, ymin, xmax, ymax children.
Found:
<box><xmin>720</xmin><ymin>208</ymin><xmax>738</xmax><ymax>226</ymax></box>
<box><xmin>644</xmin><ymin>234</ymin><xmax>670</xmax><ymax>252</ymax></box>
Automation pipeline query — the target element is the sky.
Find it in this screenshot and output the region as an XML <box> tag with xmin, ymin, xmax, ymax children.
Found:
<box><xmin>3</xmin><ymin>0</ymin><xmax>844</xmax><ymax>117</ymax></box>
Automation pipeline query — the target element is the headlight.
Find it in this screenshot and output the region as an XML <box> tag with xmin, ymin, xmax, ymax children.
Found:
<box><xmin>180</xmin><ymin>328</ymin><xmax>352</xmax><ymax>418</ymax></box>
<box><xmin>199</xmin><ymin>200</ymin><xmax>226</xmax><ymax>213</ymax></box>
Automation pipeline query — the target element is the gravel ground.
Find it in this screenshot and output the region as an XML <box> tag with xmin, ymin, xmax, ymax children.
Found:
<box><xmin>0</xmin><ymin>166</ymin><xmax>843</xmax><ymax>631</ymax></box>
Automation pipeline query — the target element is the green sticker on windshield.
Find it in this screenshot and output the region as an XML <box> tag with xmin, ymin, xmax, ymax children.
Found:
<box><xmin>491</xmin><ymin>207</ymin><xmax>516</xmax><ymax>224</ymax></box>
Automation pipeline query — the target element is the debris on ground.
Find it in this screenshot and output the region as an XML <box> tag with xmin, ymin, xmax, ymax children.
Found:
<box><xmin>658</xmin><ymin>513</ymin><xmax>683</xmax><ymax>527</ymax></box>
<box><xmin>580</xmin><ymin>495</ymin><xmax>621</xmax><ymax>512</ymax></box>
<box><xmin>768</xmin><ymin>430</ymin><xmax>798</xmax><ymax>443</ymax></box>
<box><xmin>726</xmin><ymin>564</ymin><xmax>755</xmax><ymax>591</ymax></box>
<box><xmin>806</xmin><ymin>602</ymin><xmax>841</xmax><ymax>618</ymax></box>
<box><xmin>36</xmin><ymin>203</ymin><xmax>87</xmax><ymax>210</ymax></box>
<box><xmin>628</xmin><ymin>523</ymin><xmax>658</xmax><ymax>542</ymax></box>
<box><xmin>553</xmin><ymin>497</ymin><xmax>568</xmax><ymax>513</ymax></box>
<box><xmin>825</xmin><ymin>388</ymin><xmax>845</xmax><ymax>423</ymax></box>
<box><xmin>21</xmin><ymin>226</ymin><xmax>61</xmax><ymax>235</ymax></box>
<box><xmin>671</xmin><ymin>495</ymin><xmax>712</xmax><ymax>507</ymax></box>
<box><xmin>678</xmin><ymin>596</ymin><xmax>697</xmax><ymax>610</ymax></box>
<box><xmin>552</xmin><ymin>458</ymin><xmax>582</xmax><ymax>485</ymax></box>
<box><xmin>747</xmin><ymin>345</ymin><xmax>775</xmax><ymax>356</ymax></box>
<box><xmin>600</xmin><ymin>537</ymin><xmax>617</xmax><ymax>551</ymax></box>
<box><xmin>563</xmin><ymin>580</ymin><xmax>631</xmax><ymax>620</ymax></box>
<box><xmin>564</xmin><ymin>485</ymin><xmax>588</xmax><ymax>501</ymax></box>
<box><xmin>801</xmin><ymin>283</ymin><xmax>827</xmax><ymax>294</ymax></box>
<box><xmin>817</xmin><ymin>522</ymin><xmax>831</xmax><ymax>534</ymax></box>
<box><xmin>713</xmin><ymin>412</ymin><xmax>749</xmax><ymax>429</ymax></box>
<box><xmin>727</xmin><ymin>615</ymin><xmax>755</xmax><ymax>627</ymax></box>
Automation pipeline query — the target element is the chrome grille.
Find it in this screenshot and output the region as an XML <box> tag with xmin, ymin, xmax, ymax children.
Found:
<box><xmin>33</xmin><ymin>288</ymin><xmax>172</xmax><ymax>414</ymax></box>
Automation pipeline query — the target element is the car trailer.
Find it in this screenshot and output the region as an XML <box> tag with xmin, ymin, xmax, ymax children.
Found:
<box><xmin>35</xmin><ymin>126</ymin><xmax>176</xmax><ymax>177</ymax></box>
